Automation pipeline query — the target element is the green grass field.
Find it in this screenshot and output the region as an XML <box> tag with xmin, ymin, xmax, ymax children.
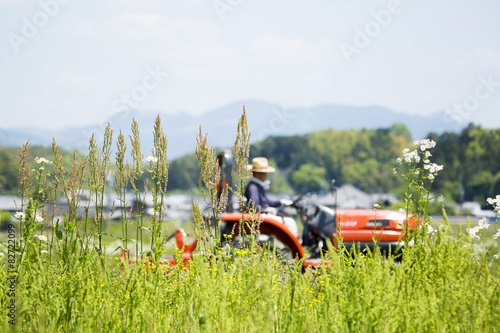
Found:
<box><xmin>1</xmin><ymin>221</ymin><xmax>499</xmax><ymax>332</ymax></box>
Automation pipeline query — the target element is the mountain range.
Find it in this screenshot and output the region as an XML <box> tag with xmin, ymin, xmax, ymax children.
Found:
<box><xmin>0</xmin><ymin>100</ymin><xmax>466</xmax><ymax>159</ymax></box>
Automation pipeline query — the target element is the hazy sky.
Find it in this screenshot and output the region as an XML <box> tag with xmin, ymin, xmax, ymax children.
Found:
<box><xmin>1</xmin><ymin>0</ymin><xmax>500</xmax><ymax>130</ymax></box>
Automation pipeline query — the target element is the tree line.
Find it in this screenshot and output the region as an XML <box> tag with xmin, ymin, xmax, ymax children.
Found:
<box><xmin>427</xmin><ymin>123</ymin><xmax>500</xmax><ymax>206</ymax></box>
<box><xmin>167</xmin><ymin>123</ymin><xmax>500</xmax><ymax>208</ymax></box>
<box><xmin>1</xmin><ymin>123</ymin><xmax>498</xmax><ymax>208</ymax></box>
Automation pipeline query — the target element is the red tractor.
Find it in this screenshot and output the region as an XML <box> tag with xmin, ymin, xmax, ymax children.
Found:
<box><xmin>219</xmin><ymin>193</ymin><xmax>417</xmax><ymax>267</ymax></box>
<box><xmin>153</xmin><ymin>152</ymin><xmax>417</xmax><ymax>268</ymax></box>
<box><xmin>151</xmin><ymin>193</ymin><xmax>416</xmax><ymax>269</ymax></box>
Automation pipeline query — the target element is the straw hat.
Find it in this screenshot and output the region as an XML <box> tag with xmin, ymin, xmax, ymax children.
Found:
<box><xmin>246</xmin><ymin>157</ymin><xmax>275</xmax><ymax>173</ymax></box>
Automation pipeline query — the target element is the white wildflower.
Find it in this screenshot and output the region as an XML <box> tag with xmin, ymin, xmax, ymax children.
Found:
<box><xmin>469</xmin><ymin>227</ymin><xmax>479</xmax><ymax>240</ymax></box>
<box><xmin>415</xmin><ymin>139</ymin><xmax>437</xmax><ymax>152</ymax></box>
<box><xmin>487</xmin><ymin>195</ymin><xmax>500</xmax><ymax>213</ymax></box>
<box><xmin>35</xmin><ymin>234</ymin><xmax>48</xmax><ymax>242</ymax></box>
<box><xmin>35</xmin><ymin>157</ymin><xmax>52</xmax><ymax>164</ymax></box>
<box><xmin>14</xmin><ymin>212</ymin><xmax>25</xmax><ymax>220</ymax></box>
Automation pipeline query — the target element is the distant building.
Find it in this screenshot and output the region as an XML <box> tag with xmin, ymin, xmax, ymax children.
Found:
<box><xmin>460</xmin><ymin>201</ymin><xmax>496</xmax><ymax>220</ymax></box>
<box><xmin>0</xmin><ymin>195</ymin><xmax>21</xmax><ymax>213</ymax></box>
<box><xmin>314</xmin><ymin>184</ymin><xmax>391</xmax><ymax>209</ymax></box>
<box><xmin>0</xmin><ymin>192</ymin><xmax>199</xmax><ymax>224</ymax></box>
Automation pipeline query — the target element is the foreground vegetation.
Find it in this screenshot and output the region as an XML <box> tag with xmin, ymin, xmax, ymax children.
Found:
<box><xmin>0</xmin><ymin>109</ymin><xmax>499</xmax><ymax>332</ymax></box>
<box><xmin>2</xmin><ymin>230</ymin><xmax>500</xmax><ymax>332</ymax></box>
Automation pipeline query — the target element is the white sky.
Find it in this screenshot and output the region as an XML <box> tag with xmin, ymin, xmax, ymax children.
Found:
<box><xmin>1</xmin><ymin>0</ymin><xmax>500</xmax><ymax>130</ymax></box>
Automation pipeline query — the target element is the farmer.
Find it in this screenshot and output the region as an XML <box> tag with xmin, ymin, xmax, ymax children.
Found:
<box><xmin>244</xmin><ymin>157</ymin><xmax>299</xmax><ymax>238</ymax></box>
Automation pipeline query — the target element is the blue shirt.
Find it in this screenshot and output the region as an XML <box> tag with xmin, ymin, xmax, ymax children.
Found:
<box><xmin>244</xmin><ymin>178</ymin><xmax>280</xmax><ymax>211</ymax></box>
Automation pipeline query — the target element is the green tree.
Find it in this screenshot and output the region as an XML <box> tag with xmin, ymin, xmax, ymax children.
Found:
<box><xmin>391</xmin><ymin>123</ymin><xmax>413</xmax><ymax>142</ymax></box>
<box><xmin>0</xmin><ymin>147</ymin><xmax>18</xmax><ymax>193</ymax></box>
<box><xmin>165</xmin><ymin>154</ymin><xmax>200</xmax><ymax>191</ymax></box>
<box><xmin>291</xmin><ymin>163</ymin><xmax>327</xmax><ymax>193</ymax></box>
<box><xmin>267</xmin><ymin>159</ymin><xmax>293</xmax><ymax>195</ymax></box>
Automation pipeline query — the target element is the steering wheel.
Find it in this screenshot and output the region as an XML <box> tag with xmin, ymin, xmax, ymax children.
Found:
<box><xmin>291</xmin><ymin>192</ymin><xmax>309</xmax><ymax>209</ymax></box>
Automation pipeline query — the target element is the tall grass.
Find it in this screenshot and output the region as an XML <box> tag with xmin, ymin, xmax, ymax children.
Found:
<box><xmin>87</xmin><ymin>125</ymin><xmax>113</xmax><ymax>255</ymax></box>
<box><xmin>1</xmin><ymin>109</ymin><xmax>499</xmax><ymax>332</ymax></box>
<box><xmin>114</xmin><ymin>130</ymin><xmax>129</xmax><ymax>257</ymax></box>
<box><xmin>146</xmin><ymin>115</ymin><xmax>169</xmax><ymax>263</ymax></box>
<box><xmin>130</xmin><ymin>119</ymin><xmax>145</xmax><ymax>258</ymax></box>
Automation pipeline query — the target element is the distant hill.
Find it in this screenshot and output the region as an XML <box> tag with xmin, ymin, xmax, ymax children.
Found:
<box><xmin>0</xmin><ymin>100</ymin><xmax>465</xmax><ymax>158</ymax></box>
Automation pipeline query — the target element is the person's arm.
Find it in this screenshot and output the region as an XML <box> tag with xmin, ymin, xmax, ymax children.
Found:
<box><xmin>265</xmin><ymin>195</ymin><xmax>281</xmax><ymax>208</ymax></box>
